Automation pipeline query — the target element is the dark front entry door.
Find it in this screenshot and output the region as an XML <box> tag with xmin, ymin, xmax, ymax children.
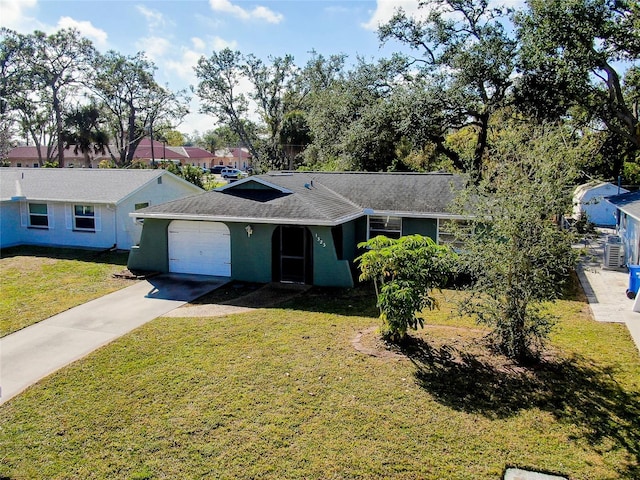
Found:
<box><xmin>273</xmin><ymin>226</ymin><xmax>313</xmax><ymax>283</ymax></box>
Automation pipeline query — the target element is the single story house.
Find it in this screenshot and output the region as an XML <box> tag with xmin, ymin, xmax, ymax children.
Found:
<box><xmin>128</xmin><ymin>171</ymin><xmax>466</xmax><ymax>287</ymax></box>
<box><xmin>2</xmin><ymin>145</ymin><xmax>112</xmax><ymax>168</ymax></box>
<box><xmin>3</xmin><ymin>139</ymin><xmax>215</xmax><ymax>169</ymax></box>
<box><xmin>605</xmin><ymin>190</ymin><xmax>640</xmax><ymax>266</ymax></box>
<box><xmin>212</xmin><ymin>147</ymin><xmax>253</xmax><ymax>171</ymax></box>
<box><xmin>1</xmin><ymin>168</ymin><xmax>203</xmax><ymax>251</ymax></box>
<box><xmin>573</xmin><ymin>181</ymin><xmax>629</xmax><ymax>227</ymax></box>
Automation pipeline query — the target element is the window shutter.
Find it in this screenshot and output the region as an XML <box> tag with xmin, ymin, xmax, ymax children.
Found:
<box><xmin>20</xmin><ymin>201</ymin><xmax>27</xmax><ymax>227</ymax></box>
<box><xmin>65</xmin><ymin>204</ymin><xmax>72</xmax><ymax>230</ymax></box>
<box><xmin>94</xmin><ymin>206</ymin><xmax>102</xmax><ymax>232</ymax></box>
<box><xmin>48</xmin><ymin>203</ymin><xmax>55</xmax><ymax>229</ymax></box>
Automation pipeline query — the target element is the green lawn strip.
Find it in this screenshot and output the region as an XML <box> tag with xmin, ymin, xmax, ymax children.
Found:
<box><xmin>0</xmin><ymin>246</ymin><xmax>131</xmax><ymax>336</ymax></box>
<box><xmin>1</xmin><ymin>291</ymin><xmax>638</xmax><ymax>479</ymax></box>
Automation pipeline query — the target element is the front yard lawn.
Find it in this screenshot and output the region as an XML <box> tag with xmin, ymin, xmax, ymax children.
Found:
<box><xmin>1</xmin><ymin>282</ymin><xmax>638</xmax><ymax>479</ymax></box>
<box><xmin>0</xmin><ymin>246</ymin><xmax>131</xmax><ymax>336</ymax></box>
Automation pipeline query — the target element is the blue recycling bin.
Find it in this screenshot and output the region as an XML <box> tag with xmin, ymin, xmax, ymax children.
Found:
<box><xmin>627</xmin><ymin>265</ymin><xmax>640</xmax><ymax>299</ymax></box>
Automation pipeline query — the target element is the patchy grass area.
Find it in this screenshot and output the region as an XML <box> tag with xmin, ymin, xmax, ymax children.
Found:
<box><xmin>0</xmin><ymin>283</ymin><xmax>638</xmax><ymax>479</ymax></box>
<box><xmin>0</xmin><ymin>246</ymin><xmax>132</xmax><ymax>336</ymax></box>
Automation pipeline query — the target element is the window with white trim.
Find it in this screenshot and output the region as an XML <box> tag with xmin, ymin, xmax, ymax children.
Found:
<box><xmin>438</xmin><ymin>219</ymin><xmax>471</xmax><ymax>248</ymax></box>
<box><xmin>368</xmin><ymin>215</ymin><xmax>402</xmax><ymax>239</ymax></box>
<box><xmin>28</xmin><ymin>203</ymin><xmax>49</xmax><ymax>228</ymax></box>
<box><xmin>74</xmin><ymin>205</ymin><xmax>95</xmax><ymax>231</ymax></box>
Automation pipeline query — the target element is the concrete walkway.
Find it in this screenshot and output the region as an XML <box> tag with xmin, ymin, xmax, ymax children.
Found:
<box><xmin>576</xmin><ymin>233</ymin><xmax>640</xmax><ymax>354</ymax></box>
<box><xmin>0</xmin><ymin>274</ymin><xmax>228</xmax><ymax>405</ymax></box>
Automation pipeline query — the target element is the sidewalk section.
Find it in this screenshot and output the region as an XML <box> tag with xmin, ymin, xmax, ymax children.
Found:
<box><xmin>576</xmin><ymin>233</ymin><xmax>640</xmax><ymax>354</ymax></box>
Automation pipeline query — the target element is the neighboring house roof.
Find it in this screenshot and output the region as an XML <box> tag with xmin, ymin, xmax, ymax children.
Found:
<box><xmin>606</xmin><ymin>191</ymin><xmax>640</xmax><ymax>221</ymax></box>
<box><xmin>134</xmin><ymin>171</ymin><xmax>465</xmax><ymax>226</ymax></box>
<box><xmin>133</xmin><ymin>138</ymin><xmax>188</xmax><ymax>160</ymax></box>
<box><xmin>7</xmin><ymin>141</ymin><xmax>216</xmax><ymax>163</ymax></box>
<box><xmin>0</xmin><ymin>168</ymin><xmax>202</xmax><ymax>204</ymax></box>
<box><xmin>182</xmin><ymin>147</ymin><xmax>214</xmax><ymax>159</ymax></box>
<box><xmin>574</xmin><ymin>181</ymin><xmax>628</xmax><ymax>200</ymax></box>
<box><xmin>230</xmin><ymin>147</ymin><xmax>252</xmax><ymax>159</ymax></box>
<box><xmin>6</xmin><ymin>145</ymin><xmax>110</xmax><ymax>161</ymax></box>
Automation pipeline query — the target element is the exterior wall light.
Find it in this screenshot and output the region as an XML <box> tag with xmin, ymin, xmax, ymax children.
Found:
<box><xmin>245</xmin><ymin>225</ymin><xmax>253</xmax><ymax>237</ymax></box>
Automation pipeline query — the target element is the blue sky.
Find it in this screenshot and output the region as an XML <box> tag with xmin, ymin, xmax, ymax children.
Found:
<box><xmin>1</xmin><ymin>0</ymin><xmax>525</xmax><ymax>135</ymax></box>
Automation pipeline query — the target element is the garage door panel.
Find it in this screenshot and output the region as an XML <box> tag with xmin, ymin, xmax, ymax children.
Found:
<box><xmin>168</xmin><ymin>221</ymin><xmax>231</xmax><ymax>276</ymax></box>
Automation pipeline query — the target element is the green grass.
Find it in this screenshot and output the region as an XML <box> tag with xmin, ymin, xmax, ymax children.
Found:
<box><xmin>1</xmin><ymin>281</ymin><xmax>638</xmax><ymax>479</ymax></box>
<box><xmin>0</xmin><ymin>246</ymin><xmax>132</xmax><ymax>336</ymax></box>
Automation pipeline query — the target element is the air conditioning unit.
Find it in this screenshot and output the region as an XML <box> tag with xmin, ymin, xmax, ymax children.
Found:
<box><xmin>603</xmin><ymin>235</ymin><xmax>623</xmax><ymax>269</ymax></box>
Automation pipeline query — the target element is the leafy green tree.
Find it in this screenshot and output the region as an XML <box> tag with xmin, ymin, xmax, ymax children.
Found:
<box><xmin>379</xmin><ymin>0</ymin><xmax>518</xmax><ymax>179</ymax></box>
<box><xmin>28</xmin><ymin>29</ymin><xmax>96</xmax><ymax>167</ymax></box>
<box><xmin>179</xmin><ymin>164</ymin><xmax>204</xmax><ymax>188</ymax></box>
<box><xmin>194</xmin><ymin>49</ymin><xmax>300</xmax><ymax>171</ymax></box>
<box><xmin>357</xmin><ymin>235</ymin><xmax>455</xmax><ymax>342</ymax></box>
<box><xmin>515</xmin><ymin>0</ymin><xmax>640</xmax><ymax>152</ymax></box>
<box><xmin>455</xmin><ymin>123</ymin><xmax>595</xmax><ymax>361</ymax></box>
<box><xmin>280</xmin><ymin>110</ymin><xmax>311</xmax><ymax>169</ymax></box>
<box><xmin>162</xmin><ymin>130</ymin><xmax>185</xmax><ymax>146</ymax></box>
<box><xmin>302</xmin><ymin>56</ymin><xmax>404</xmax><ymax>171</ymax></box>
<box><xmin>194</xmin><ymin>50</ymin><xmax>260</xmax><ymax>160</ymax></box>
<box><xmin>93</xmin><ymin>51</ymin><xmax>188</xmax><ymax>166</ymax></box>
<box><xmin>0</xmin><ymin>28</ymin><xmax>29</xmax><ymax>160</ymax></box>
<box><xmin>61</xmin><ymin>105</ymin><xmax>109</xmax><ymax>167</ymax></box>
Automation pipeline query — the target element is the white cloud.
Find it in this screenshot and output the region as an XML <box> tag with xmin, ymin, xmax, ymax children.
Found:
<box><xmin>362</xmin><ymin>0</ymin><xmax>423</xmax><ymax>31</ymax></box>
<box><xmin>57</xmin><ymin>16</ymin><xmax>108</xmax><ymax>47</ymax></box>
<box><xmin>362</xmin><ymin>0</ymin><xmax>527</xmax><ymax>31</ymax></box>
<box><xmin>164</xmin><ymin>36</ymin><xmax>238</xmax><ymax>84</ymax></box>
<box><xmin>191</xmin><ymin>37</ymin><xmax>206</xmax><ymax>51</ymax></box>
<box><xmin>136</xmin><ymin>4</ymin><xmax>166</xmax><ymax>29</ymax></box>
<box><xmin>136</xmin><ymin>36</ymin><xmax>171</xmax><ymax>61</ymax></box>
<box><xmin>209</xmin><ymin>0</ymin><xmax>283</xmax><ymax>24</ymax></box>
<box><xmin>0</xmin><ymin>0</ymin><xmax>39</xmax><ymax>31</ymax></box>
<box><xmin>210</xmin><ymin>35</ymin><xmax>237</xmax><ymax>52</ymax></box>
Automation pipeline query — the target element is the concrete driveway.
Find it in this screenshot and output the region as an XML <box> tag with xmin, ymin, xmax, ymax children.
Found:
<box><xmin>0</xmin><ymin>274</ymin><xmax>228</xmax><ymax>405</ymax></box>
<box><xmin>576</xmin><ymin>232</ymin><xmax>640</xmax><ymax>354</ymax></box>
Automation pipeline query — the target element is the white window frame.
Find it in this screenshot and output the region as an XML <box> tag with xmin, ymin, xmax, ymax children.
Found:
<box><xmin>28</xmin><ymin>203</ymin><xmax>49</xmax><ymax>229</ymax></box>
<box><xmin>437</xmin><ymin>218</ymin><xmax>471</xmax><ymax>248</ymax></box>
<box><xmin>368</xmin><ymin>215</ymin><xmax>402</xmax><ymax>240</ymax></box>
<box><xmin>73</xmin><ymin>204</ymin><xmax>96</xmax><ymax>231</ymax></box>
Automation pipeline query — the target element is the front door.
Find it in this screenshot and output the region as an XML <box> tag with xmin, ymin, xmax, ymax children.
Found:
<box><xmin>273</xmin><ymin>226</ymin><xmax>313</xmax><ymax>283</ymax></box>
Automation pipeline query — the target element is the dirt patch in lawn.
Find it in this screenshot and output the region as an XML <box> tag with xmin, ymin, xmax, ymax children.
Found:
<box><xmin>352</xmin><ymin>324</ymin><xmax>559</xmax><ymax>376</ymax></box>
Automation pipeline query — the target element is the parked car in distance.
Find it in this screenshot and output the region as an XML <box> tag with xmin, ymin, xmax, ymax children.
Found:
<box><xmin>210</xmin><ymin>165</ymin><xmax>225</xmax><ymax>174</ymax></box>
<box><xmin>221</xmin><ymin>168</ymin><xmax>248</xmax><ymax>179</ymax></box>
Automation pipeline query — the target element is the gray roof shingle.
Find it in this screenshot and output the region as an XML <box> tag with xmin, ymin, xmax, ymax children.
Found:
<box><xmin>136</xmin><ymin>171</ymin><xmax>464</xmax><ymax>226</ymax></box>
<box><xmin>606</xmin><ymin>190</ymin><xmax>640</xmax><ymax>220</ymax></box>
<box><xmin>0</xmin><ymin>168</ymin><xmax>190</xmax><ymax>204</ymax></box>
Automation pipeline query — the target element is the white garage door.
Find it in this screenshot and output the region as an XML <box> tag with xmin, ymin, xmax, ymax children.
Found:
<box><xmin>168</xmin><ymin>220</ymin><xmax>231</xmax><ymax>276</ymax></box>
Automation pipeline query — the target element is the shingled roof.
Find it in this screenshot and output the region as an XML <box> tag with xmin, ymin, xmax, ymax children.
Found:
<box><xmin>0</xmin><ymin>168</ymin><xmax>200</xmax><ymax>204</ymax></box>
<box><xmin>134</xmin><ymin>171</ymin><xmax>465</xmax><ymax>226</ymax></box>
<box><xmin>606</xmin><ymin>190</ymin><xmax>640</xmax><ymax>220</ymax></box>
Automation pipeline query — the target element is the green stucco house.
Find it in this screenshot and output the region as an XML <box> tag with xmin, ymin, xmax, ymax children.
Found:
<box><xmin>128</xmin><ymin>171</ymin><xmax>465</xmax><ymax>287</ymax></box>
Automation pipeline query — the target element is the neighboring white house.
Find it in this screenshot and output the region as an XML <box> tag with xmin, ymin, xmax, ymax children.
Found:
<box><xmin>573</xmin><ymin>181</ymin><xmax>629</xmax><ymax>227</ymax></box>
<box><xmin>0</xmin><ymin>168</ymin><xmax>203</xmax><ymax>250</ymax></box>
<box><xmin>606</xmin><ymin>191</ymin><xmax>640</xmax><ymax>266</ymax></box>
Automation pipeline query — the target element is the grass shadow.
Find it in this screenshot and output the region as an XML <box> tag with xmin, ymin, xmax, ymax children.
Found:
<box><xmin>0</xmin><ymin>245</ymin><xmax>128</xmax><ymax>266</ymax></box>
<box><xmin>401</xmin><ymin>336</ymin><xmax>640</xmax><ymax>477</ymax></box>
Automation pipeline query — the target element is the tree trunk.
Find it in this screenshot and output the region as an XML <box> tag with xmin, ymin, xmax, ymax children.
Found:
<box><xmin>472</xmin><ymin>112</ymin><xmax>490</xmax><ymax>182</ymax></box>
<box><xmin>52</xmin><ymin>86</ymin><xmax>65</xmax><ymax>167</ymax></box>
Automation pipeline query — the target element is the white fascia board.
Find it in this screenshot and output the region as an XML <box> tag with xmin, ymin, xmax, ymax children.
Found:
<box><xmin>130</xmin><ymin>210</ymin><xmax>365</xmax><ymax>227</ymax></box>
<box><xmin>616</xmin><ymin>205</ymin><xmax>640</xmax><ymax>221</ymax></box>
<box><xmin>363</xmin><ymin>209</ymin><xmax>470</xmax><ymax>220</ymax></box>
